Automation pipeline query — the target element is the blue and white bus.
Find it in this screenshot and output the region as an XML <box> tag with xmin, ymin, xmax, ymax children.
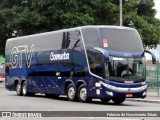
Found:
<box><xmin>5</xmin><ymin>26</ymin><xmax>156</xmax><ymax>104</ymax></box>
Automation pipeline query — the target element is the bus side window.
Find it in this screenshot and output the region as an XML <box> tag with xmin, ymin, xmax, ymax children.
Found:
<box><xmin>62</xmin><ymin>32</ymin><xmax>70</xmax><ymax>49</ymax></box>
<box><xmin>61</xmin><ymin>30</ymin><xmax>82</xmax><ymax>51</ymax></box>
<box><xmin>87</xmin><ymin>50</ymin><xmax>105</xmax><ymax>78</ymax></box>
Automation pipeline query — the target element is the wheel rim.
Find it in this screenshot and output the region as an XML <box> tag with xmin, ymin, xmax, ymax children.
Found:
<box><xmin>68</xmin><ymin>87</ymin><xmax>75</xmax><ymax>99</ymax></box>
<box><xmin>22</xmin><ymin>83</ymin><xmax>27</xmax><ymax>95</ymax></box>
<box><xmin>16</xmin><ymin>84</ymin><xmax>21</xmax><ymax>94</ymax></box>
<box><xmin>80</xmin><ymin>87</ymin><xmax>87</xmax><ymax>101</ymax></box>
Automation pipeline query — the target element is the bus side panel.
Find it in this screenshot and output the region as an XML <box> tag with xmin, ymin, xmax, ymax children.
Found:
<box><xmin>26</xmin><ymin>49</ymin><xmax>87</xmax><ymax>94</ymax></box>
<box><xmin>27</xmin><ymin>76</ymin><xmax>65</xmax><ymax>94</ymax></box>
<box><xmin>5</xmin><ymin>29</ymin><xmax>89</xmax><ymax>95</ymax></box>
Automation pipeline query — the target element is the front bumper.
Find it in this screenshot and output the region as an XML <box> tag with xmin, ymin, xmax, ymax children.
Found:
<box><xmin>98</xmin><ymin>81</ymin><xmax>147</xmax><ymax>98</ymax></box>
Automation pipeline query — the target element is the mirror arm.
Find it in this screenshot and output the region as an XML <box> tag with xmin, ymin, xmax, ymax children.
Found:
<box><xmin>93</xmin><ymin>47</ymin><xmax>109</xmax><ymax>62</ymax></box>
<box><xmin>144</xmin><ymin>50</ymin><xmax>156</xmax><ymax>64</ymax></box>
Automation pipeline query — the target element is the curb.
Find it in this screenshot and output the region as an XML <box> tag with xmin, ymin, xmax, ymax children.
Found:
<box><xmin>126</xmin><ymin>98</ymin><xmax>160</xmax><ymax>104</ymax></box>
<box><xmin>0</xmin><ymin>83</ymin><xmax>5</xmax><ymax>88</ymax></box>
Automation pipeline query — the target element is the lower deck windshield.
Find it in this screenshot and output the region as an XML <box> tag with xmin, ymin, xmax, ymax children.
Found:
<box><xmin>105</xmin><ymin>57</ymin><xmax>145</xmax><ymax>83</ymax></box>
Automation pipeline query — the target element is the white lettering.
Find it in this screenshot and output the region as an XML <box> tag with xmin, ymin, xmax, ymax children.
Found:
<box><xmin>50</xmin><ymin>52</ymin><xmax>69</xmax><ymax>61</ymax></box>
<box><xmin>17</xmin><ymin>45</ymin><xmax>26</xmax><ymax>68</ymax></box>
<box><xmin>10</xmin><ymin>44</ymin><xmax>34</xmax><ymax>68</ymax></box>
<box><xmin>10</xmin><ymin>47</ymin><xmax>19</xmax><ymax>68</ymax></box>
<box><xmin>25</xmin><ymin>44</ymin><xmax>34</xmax><ymax>67</ymax></box>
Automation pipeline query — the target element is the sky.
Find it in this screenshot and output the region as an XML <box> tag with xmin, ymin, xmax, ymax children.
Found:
<box><xmin>154</xmin><ymin>0</ymin><xmax>160</xmax><ymax>19</ymax></box>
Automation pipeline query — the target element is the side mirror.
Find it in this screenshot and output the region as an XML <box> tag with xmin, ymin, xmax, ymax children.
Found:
<box><xmin>144</xmin><ymin>50</ymin><xmax>156</xmax><ymax>64</ymax></box>
<box><xmin>93</xmin><ymin>47</ymin><xmax>109</xmax><ymax>62</ymax></box>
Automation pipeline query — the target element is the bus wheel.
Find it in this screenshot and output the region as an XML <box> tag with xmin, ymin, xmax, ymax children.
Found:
<box><xmin>78</xmin><ymin>84</ymin><xmax>91</xmax><ymax>103</ymax></box>
<box><xmin>22</xmin><ymin>81</ymin><xmax>29</xmax><ymax>96</ymax></box>
<box><xmin>16</xmin><ymin>83</ymin><xmax>22</xmax><ymax>96</ymax></box>
<box><xmin>112</xmin><ymin>97</ymin><xmax>125</xmax><ymax>104</ymax></box>
<box><xmin>67</xmin><ymin>84</ymin><xmax>77</xmax><ymax>101</ymax></box>
<box><xmin>100</xmin><ymin>98</ymin><xmax>111</xmax><ymax>103</ymax></box>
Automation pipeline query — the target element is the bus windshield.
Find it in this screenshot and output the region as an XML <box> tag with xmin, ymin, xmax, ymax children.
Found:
<box><xmin>100</xmin><ymin>28</ymin><xmax>143</xmax><ymax>52</ymax></box>
<box><xmin>105</xmin><ymin>57</ymin><xmax>145</xmax><ymax>83</ymax></box>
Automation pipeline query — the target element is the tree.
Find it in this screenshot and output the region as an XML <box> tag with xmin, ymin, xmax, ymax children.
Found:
<box><xmin>123</xmin><ymin>0</ymin><xmax>160</xmax><ymax>48</ymax></box>
<box><xmin>0</xmin><ymin>0</ymin><xmax>160</xmax><ymax>56</ymax></box>
<box><xmin>0</xmin><ymin>10</ymin><xmax>12</xmax><ymax>56</ymax></box>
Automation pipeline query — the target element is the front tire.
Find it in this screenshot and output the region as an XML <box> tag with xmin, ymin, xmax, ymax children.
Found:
<box><xmin>78</xmin><ymin>84</ymin><xmax>91</xmax><ymax>103</ymax></box>
<box><xmin>112</xmin><ymin>97</ymin><xmax>125</xmax><ymax>104</ymax></box>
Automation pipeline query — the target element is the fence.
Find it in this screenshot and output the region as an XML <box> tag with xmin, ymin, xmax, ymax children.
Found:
<box><xmin>146</xmin><ymin>60</ymin><xmax>160</xmax><ymax>96</ymax></box>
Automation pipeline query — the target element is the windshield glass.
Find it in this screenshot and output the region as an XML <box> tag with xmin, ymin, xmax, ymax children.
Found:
<box><xmin>105</xmin><ymin>57</ymin><xmax>145</xmax><ymax>83</ymax></box>
<box><xmin>100</xmin><ymin>28</ymin><xmax>143</xmax><ymax>52</ymax></box>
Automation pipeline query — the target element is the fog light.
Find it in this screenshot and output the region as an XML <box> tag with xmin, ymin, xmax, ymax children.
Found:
<box><xmin>106</xmin><ymin>91</ymin><xmax>113</xmax><ymax>96</ymax></box>
<box><xmin>142</xmin><ymin>92</ymin><xmax>146</xmax><ymax>96</ymax></box>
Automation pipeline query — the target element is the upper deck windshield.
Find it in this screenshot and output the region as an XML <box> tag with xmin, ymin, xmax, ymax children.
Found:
<box><xmin>105</xmin><ymin>57</ymin><xmax>145</xmax><ymax>83</ymax></box>
<box><xmin>100</xmin><ymin>28</ymin><xmax>143</xmax><ymax>52</ymax></box>
<box><xmin>82</xmin><ymin>27</ymin><xmax>145</xmax><ymax>83</ymax></box>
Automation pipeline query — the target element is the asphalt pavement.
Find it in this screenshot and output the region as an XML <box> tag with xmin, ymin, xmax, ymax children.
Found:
<box><xmin>1</xmin><ymin>82</ymin><xmax>160</xmax><ymax>120</ymax></box>
<box><xmin>127</xmin><ymin>96</ymin><xmax>160</xmax><ymax>104</ymax></box>
<box><xmin>1</xmin><ymin>82</ymin><xmax>160</xmax><ymax>104</ymax></box>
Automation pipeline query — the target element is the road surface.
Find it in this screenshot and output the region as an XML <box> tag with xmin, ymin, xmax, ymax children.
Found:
<box><xmin>0</xmin><ymin>85</ymin><xmax>160</xmax><ymax>120</ymax></box>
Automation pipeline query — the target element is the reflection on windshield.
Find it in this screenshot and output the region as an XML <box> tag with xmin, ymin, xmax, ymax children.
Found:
<box><xmin>105</xmin><ymin>57</ymin><xmax>145</xmax><ymax>83</ymax></box>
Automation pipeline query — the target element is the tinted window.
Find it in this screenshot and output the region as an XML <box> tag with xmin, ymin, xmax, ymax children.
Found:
<box><xmin>81</xmin><ymin>28</ymin><xmax>100</xmax><ymax>48</ymax></box>
<box><xmin>87</xmin><ymin>50</ymin><xmax>104</xmax><ymax>78</ymax></box>
<box><xmin>105</xmin><ymin>57</ymin><xmax>145</xmax><ymax>83</ymax></box>
<box><xmin>27</xmin><ymin>32</ymin><xmax>63</xmax><ymax>51</ymax></box>
<box><xmin>100</xmin><ymin>28</ymin><xmax>143</xmax><ymax>52</ymax></box>
<box><xmin>5</xmin><ymin>32</ymin><xmax>63</xmax><ymax>54</ymax></box>
<box><xmin>62</xmin><ymin>30</ymin><xmax>82</xmax><ymax>51</ymax></box>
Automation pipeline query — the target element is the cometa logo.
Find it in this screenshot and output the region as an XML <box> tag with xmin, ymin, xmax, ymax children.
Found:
<box><xmin>50</xmin><ymin>52</ymin><xmax>70</xmax><ymax>61</ymax></box>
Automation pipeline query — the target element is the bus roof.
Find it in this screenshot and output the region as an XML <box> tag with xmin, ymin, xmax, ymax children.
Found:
<box><xmin>7</xmin><ymin>25</ymin><xmax>135</xmax><ymax>42</ymax></box>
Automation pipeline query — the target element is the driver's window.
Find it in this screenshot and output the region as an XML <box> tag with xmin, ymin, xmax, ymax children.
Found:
<box><xmin>87</xmin><ymin>49</ymin><xmax>105</xmax><ymax>78</ymax></box>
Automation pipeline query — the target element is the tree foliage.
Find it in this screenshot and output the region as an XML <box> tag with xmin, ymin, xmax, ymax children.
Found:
<box><xmin>0</xmin><ymin>0</ymin><xmax>160</xmax><ymax>56</ymax></box>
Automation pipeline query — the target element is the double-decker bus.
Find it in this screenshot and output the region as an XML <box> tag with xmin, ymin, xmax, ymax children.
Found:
<box><xmin>5</xmin><ymin>26</ymin><xmax>156</xmax><ymax>104</ymax></box>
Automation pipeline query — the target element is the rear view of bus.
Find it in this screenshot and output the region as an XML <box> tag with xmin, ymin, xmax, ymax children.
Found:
<box><xmin>81</xmin><ymin>26</ymin><xmax>156</xmax><ymax>104</ymax></box>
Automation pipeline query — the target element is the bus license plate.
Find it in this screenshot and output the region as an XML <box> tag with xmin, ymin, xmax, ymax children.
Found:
<box><xmin>126</xmin><ymin>94</ymin><xmax>133</xmax><ymax>97</ymax></box>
